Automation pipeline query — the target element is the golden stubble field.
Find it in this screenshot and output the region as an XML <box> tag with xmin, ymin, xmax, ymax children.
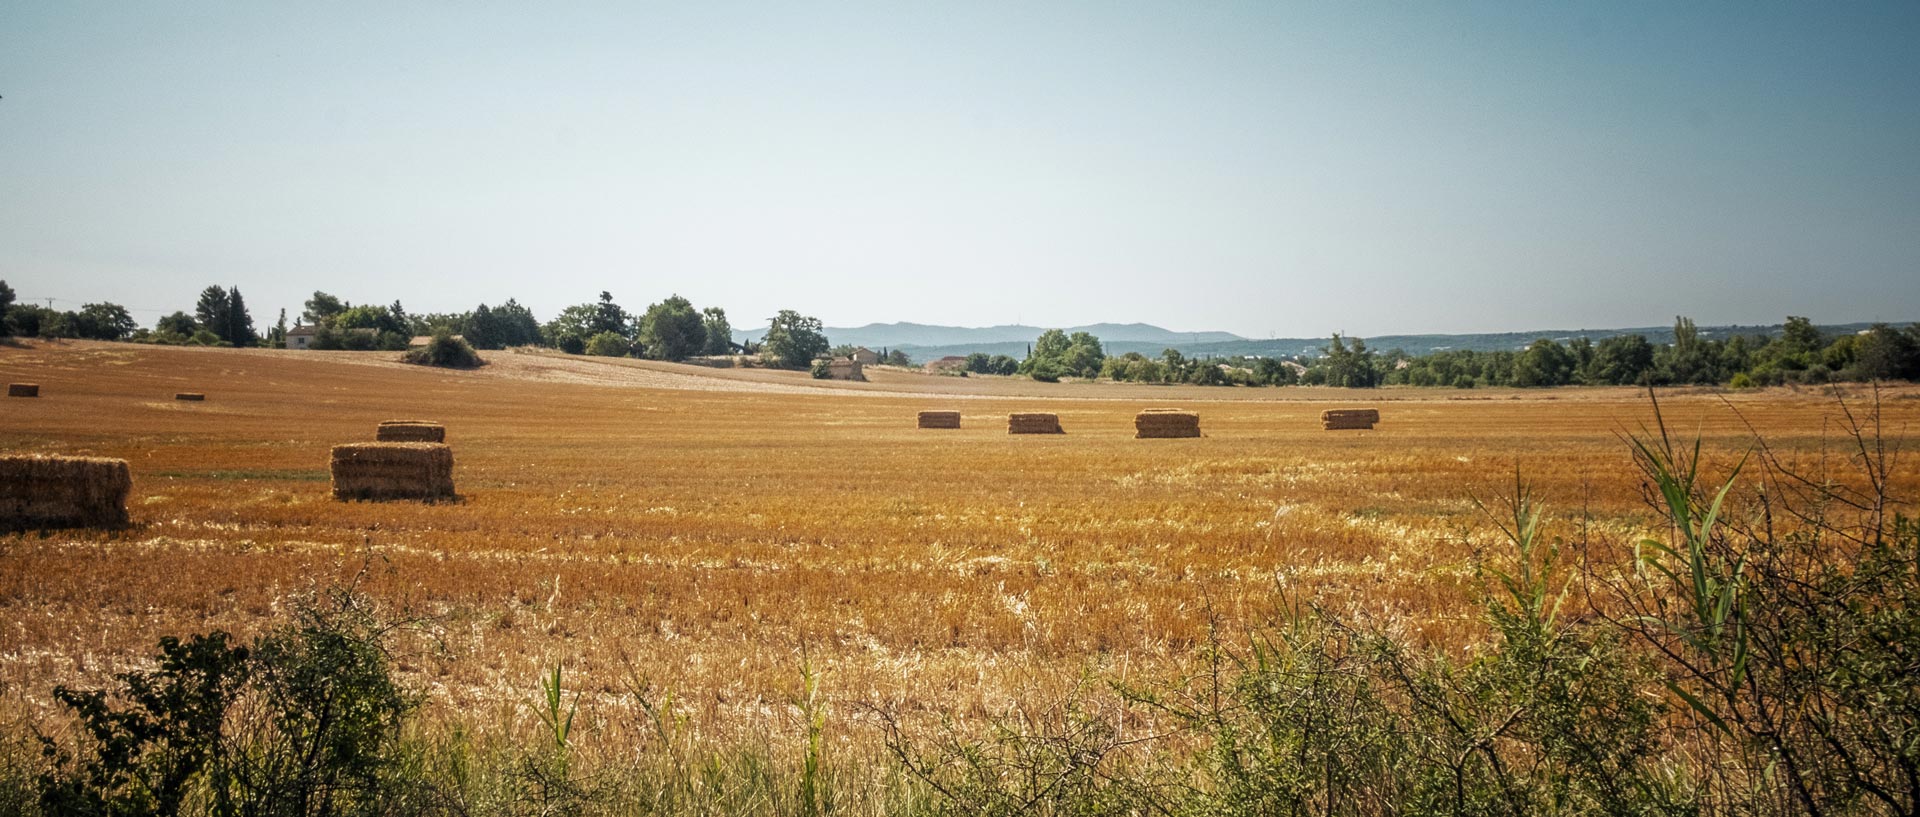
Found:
<box><xmin>3</xmin><ymin>340</ymin><xmax>1915</xmax><ymax>756</ymax></box>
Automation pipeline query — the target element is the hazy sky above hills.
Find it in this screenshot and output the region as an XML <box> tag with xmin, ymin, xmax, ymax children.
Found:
<box><xmin>2</xmin><ymin>3</ymin><xmax>1917</xmax><ymax>338</ymax></box>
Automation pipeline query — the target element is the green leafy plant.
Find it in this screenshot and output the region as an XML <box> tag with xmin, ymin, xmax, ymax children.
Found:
<box><xmin>535</xmin><ymin>665</ymin><xmax>577</xmax><ymax>750</ymax></box>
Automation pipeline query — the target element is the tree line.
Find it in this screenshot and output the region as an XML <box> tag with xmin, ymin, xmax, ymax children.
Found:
<box><xmin>1006</xmin><ymin>315</ymin><xmax>1920</xmax><ymax>388</ymax></box>
<box><xmin>0</xmin><ymin>281</ymin><xmax>842</xmax><ymax>370</ymax></box>
<box><xmin>7</xmin><ymin>281</ymin><xmax>1911</xmax><ymax>387</ymax></box>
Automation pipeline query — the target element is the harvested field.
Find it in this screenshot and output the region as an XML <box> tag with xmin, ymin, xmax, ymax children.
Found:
<box><xmin>0</xmin><ymin>454</ymin><xmax>131</xmax><ymax>530</ymax></box>
<box><xmin>917</xmin><ymin>410</ymin><xmax>962</xmax><ymax>429</ymax></box>
<box><xmin>376</xmin><ymin>420</ymin><xmax>447</xmax><ymax>442</ymax></box>
<box><xmin>0</xmin><ymin>339</ymin><xmax>1915</xmax><ymax>782</ymax></box>
<box><xmin>1135</xmin><ymin>408</ymin><xmax>1202</xmax><ymax>438</ymax></box>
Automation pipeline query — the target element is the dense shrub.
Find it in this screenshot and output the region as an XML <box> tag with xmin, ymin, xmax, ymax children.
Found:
<box><xmin>33</xmin><ymin>589</ymin><xmax>426</xmax><ymax>817</ymax></box>
<box><xmin>402</xmin><ymin>332</ymin><xmax>485</xmax><ymax>368</ymax></box>
<box><xmin>583</xmin><ymin>331</ymin><xmax>630</xmax><ymax>357</ymax></box>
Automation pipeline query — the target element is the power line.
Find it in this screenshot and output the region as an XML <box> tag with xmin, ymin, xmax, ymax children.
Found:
<box><xmin>16</xmin><ymin>295</ymin><xmax>170</xmax><ymax>313</ymax></box>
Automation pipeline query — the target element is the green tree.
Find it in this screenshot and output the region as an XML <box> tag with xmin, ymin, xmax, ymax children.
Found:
<box><xmin>6</xmin><ymin>303</ymin><xmax>55</xmax><ymax>337</ymax></box>
<box><xmin>543</xmin><ymin>304</ymin><xmax>600</xmax><ymax>349</ymax></box>
<box><xmin>194</xmin><ymin>286</ymin><xmax>257</xmax><ymax>346</ymax></box>
<box><xmin>701</xmin><ymin>307</ymin><xmax>734</xmax><ymax>355</ymax></box>
<box><xmin>1780</xmin><ymin>315</ymin><xmax>1824</xmax><ymax>356</ymax></box>
<box><xmin>334</xmin><ymin>304</ymin><xmax>407</xmax><ymax>335</ymax></box>
<box><xmin>584</xmin><ymin>331</ymin><xmax>631</xmax><ymax>357</ymax></box>
<box><xmin>465</xmin><ymin>303</ymin><xmax>502</xmax><ymax>349</ymax></box>
<box><xmin>72</xmin><ymin>303</ymin><xmax>137</xmax><ymax>341</ymax></box>
<box><xmin>267</xmin><ymin>309</ymin><xmax>288</xmax><ymax>348</ymax></box>
<box><xmin>1656</xmin><ymin>316</ymin><xmax>1715</xmax><ymax>384</ymax></box>
<box><xmin>1316</xmin><ymin>333</ymin><xmax>1380</xmax><ymax>387</ymax></box>
<box><xmin>195</xmin><ymin>287</ymin><xmax>231</xmax><ymax>337</ymax></box>
<box><xmin>495</xmin><ymin>299</ymin><xmax>543</xmax><ymax>347</ymax></box>
<box><xmin>638</xmin><ymin>294</ymin><xmax>707</xmax><ymax>361</ymax></box>
<box><xmin>763</xmin><ymin>310</ymin><xmax>829</xmax><ymax>369</ymax></box>
<box><xmin>1513</xmin><ymin>338</ymin><xmax>1576</xmax><ymax>387</ymax></box>
<box><xmin>546</xmin><ymin>294</ymin><xmax>630</xmax><ymax>350</ymax></box>
<box><xmin>1020</xmin><ymin>329</ymin><xmax>1105</xmax><ymax>379</ymax></box>
<box><xmin>1847</xmin><ymin>323</ymin><xmax>1919</xmax><ymax>381</ymax></box>
<box><xmin>225</xmin><ymin>288</ymin><xmax>258</xmax><ymax>347</ymax></box>
<box><xmin>590</xmin><ymin>291</ymin><xmax>630</xmax><ymax>337</ymax></box>
<box><xmin>465</xmin><ymin>299</ymin><xmax>544</xmax><ymax>349</ymax></box>
<box><xmin>1252</xmin><ymin>356</ymin><xmax>1298</xmax><ymax>386</ymax></box>
<box><xmin>301</xmin><ymin>291</ymin><xmax>347</xmax><ymax>327</ymax></box>
<box><xmin>156</xmin><ymin>311</ymin><xmax>198</xmax><ymax>336</ymax></box>
<box><xmin>0</xmin><ymin>279</ymin><xmax>14</xmax><ymax>337</ymax></box>
<box><xmin>1061</xmin><ymin>331</ymin><xmax>1106</xmax><ymax>378</ymax></box>
<box><xmin>1590</xmin><ymin>334</ymin><xmax>1656</xmax><ymax>385</ymax></box>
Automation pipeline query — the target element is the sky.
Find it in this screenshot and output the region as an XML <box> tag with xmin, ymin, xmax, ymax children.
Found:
<box><xmin>2</xmin><ymin>2</ymin><xmax>1917</xmax><ymax>338</ymax></box>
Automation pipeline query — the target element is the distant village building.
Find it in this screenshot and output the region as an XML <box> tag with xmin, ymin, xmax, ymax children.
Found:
<box><xmin>285</xmin><ymin>325</ymin><xmax>317</xmax><ymax>350</ymax></box>
<box><xmin>849</xmin><ymin>347</ymin><xmax>880</xmax><ymax>365</ymax></box>
<box><xmin>924</xmin><ymin>356</ymin><xmax>968</xmax><ymax>374</ymax></box>
<box><xmin>825</xmin><ymin>358</ymin><xmax>866</xmax><ymax>381</ymax></box>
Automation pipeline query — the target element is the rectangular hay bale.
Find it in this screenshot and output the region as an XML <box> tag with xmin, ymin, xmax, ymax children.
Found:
<box><xmin>175</xmin><ymin>393</ymin><xmax>205</xmax><ymax>401</ymax></box>
<box><xmin>376</xmin><ymin>420</ymin><xmax>447</xmax><ymax>443</ymax></box>
<box><xmin>1008</xmin><ymin>412</ymin><xmax>1064</xmax><ymax>434</ymax></box>
<box><xmin>0</xmin><ymin>455</ymin><xmax>131</xmax><ymax>530</ymax></box>
<box><xmin>1135</xmin><ymin>409</ymin><xmax>1201</xmax><ymax>438</ymax></box>
<box><xmin>331</xmin><ymin>442</ymin><xmax>455</xmax><ymax>501</ymax></box>
<box><xmin>1321</xmin><ymin>408</ymin><xmax>1379</xmax><ymax>430</ymax></box>
<box><xmin>7</xmin><ymin>384</ymin><xmax>39</xmax><ymax>398</ymax></box>
<box><xmin>917</xmin><ymin>410</ymin><xmax>962</xmax><ymax>429</ymax></box>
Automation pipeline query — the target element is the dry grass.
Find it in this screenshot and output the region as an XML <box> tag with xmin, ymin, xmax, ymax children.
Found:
<box><xmin>1</xmin><ymin>339</ymin><xmax>1914</xmax><ymax>761</ymax></box>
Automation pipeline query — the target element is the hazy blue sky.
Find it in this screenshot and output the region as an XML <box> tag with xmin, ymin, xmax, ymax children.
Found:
<box><xmin>3</xmin><ymin>2</ymin><xmax>1916</xmax><ymax>337</ymax></box>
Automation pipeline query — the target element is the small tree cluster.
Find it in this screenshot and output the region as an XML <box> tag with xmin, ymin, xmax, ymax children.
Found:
<box><xmin>1019</xmin><ymin>329</ymin><xmax>1105</xmax><ymax>381</ymax></box>
<box><xmin>964</xmin><ymin>352</ymin><xmax>1019</xmax><ymax>375</ymax></box>
<box><xmin>763</xmin><ymin>310</ymin><xmax>830</xmax><ymax>369</ymax></box>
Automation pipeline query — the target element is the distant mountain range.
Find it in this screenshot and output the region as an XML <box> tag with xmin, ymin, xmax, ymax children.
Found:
<box><xmin>814</xmin><ymin>322</ymin><xmax>1243</xmax><ymax>348</ymax></box>
<box><xmin>737</xmin><ymin>320</ymin><xmax>1905</xmax><ymax>361</ymax></box>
